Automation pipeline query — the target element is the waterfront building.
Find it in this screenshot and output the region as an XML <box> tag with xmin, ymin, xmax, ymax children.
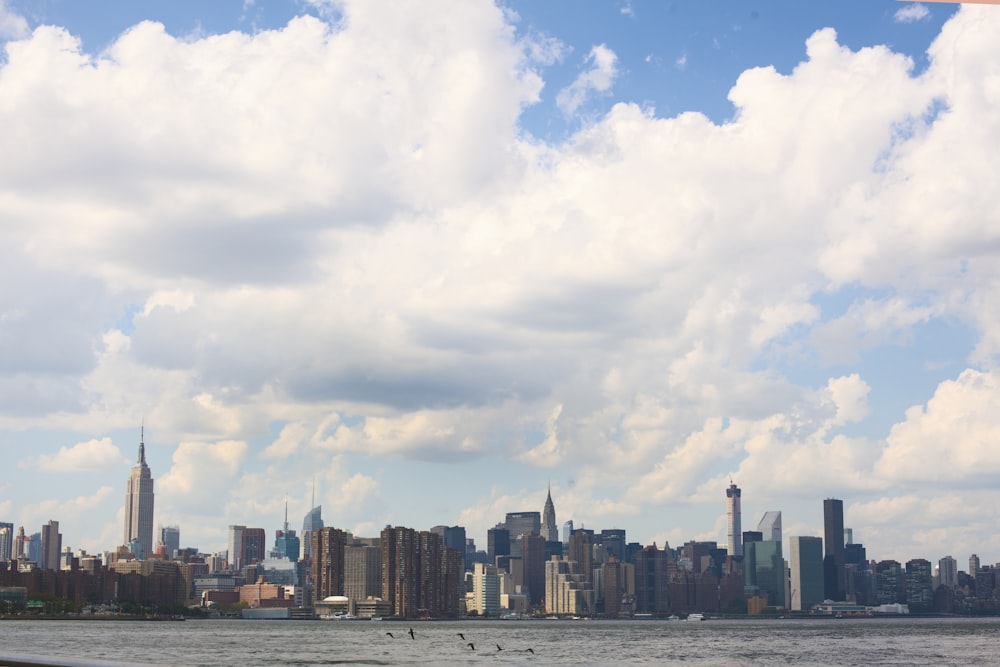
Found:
<box><xmin>938</xmin><ymin>555</ymin><xmax>958</xmax><ymax>589</ymax></box>
<box><xmin>634</xmin><ymin>544</ymin><xmax>671</xmax><ymax>614</ymax></box>
<box><xmin>875</xmin><ymin>560</ymin><xmax>904</xmax><ymax>604</ymax></box>
<box><xmin>123</xmin><ymin>428</ymin><xmax>155</xmax><ymax>559</ymax></box>
<box><xmin>545</xmin><ymin>555</ymin><xmax>594</xmax><ymax>615</ymax></box>
<box><xmin>312</xmin><ymin>526</ymin><xmax>347</xmax><ymax>601</ymax></box>
<box><xmin>745</xmin><ymin>538</ymin><xmax>784</xmax><ymax>608</ymax></box>
<box><xmin>906</xmin><ymin>558</ymin><xmax>933</xmax><ymax>611</ymax></box>
<box><xmin>472</xmin><ymin>562</ymin><xmax>501</xmax><ymax>615</ymax></box>
<box><xmin>726</xmin><ymin>482</ymin><xmax>742</xmax><ymax>558</ymax></box>
<box><xmin>823</xmin><ymin>498</ymin><xmax>846</xmax><ymax>600</ymax></box>
<box><xmin>789</xmin><ymin>536</ymin><xmax>824</xmax><ymax>612</ymax></box>
<box><xmin>542</xmin><ymin>485</ymin><xmax>558</xmax><ymax>543</ymax></box>
<box><xmin>344</xmin><ymin>542</ymin><xmax>381</xmax><ymax>603</ymax></box>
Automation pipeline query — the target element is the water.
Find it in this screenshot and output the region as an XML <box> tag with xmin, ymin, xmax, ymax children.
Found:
<box><xmin>3</xmin><ymin>617</ymin><xmax>1000</xmax><ymax>666</ymax></box>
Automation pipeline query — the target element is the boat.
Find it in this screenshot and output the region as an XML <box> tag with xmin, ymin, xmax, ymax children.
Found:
<box><xmin>686</xmin><ymin>613</ymin><xmax>705</xmax><ymax>621</ymax></box>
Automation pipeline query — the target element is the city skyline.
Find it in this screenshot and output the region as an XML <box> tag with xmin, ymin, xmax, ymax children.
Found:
<box><xmin>2</xmin><ymin>1</ymin><xmax>1000</xmax><ymax>564</ymax></box>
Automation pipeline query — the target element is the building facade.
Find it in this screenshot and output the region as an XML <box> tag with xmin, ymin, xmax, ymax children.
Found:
<box><xmin>542</xmin><ymin>486</ymin><xmax>558</xmax><ymax>543</ymax></box>
<box><xmin>726</xmin><ymin>482</ymin><xmax>742</xmax><ymax>558</ymax></box>
<box><xmin>789</xmin><ymin>536</ymin><xmax>824</xmax><ymax>612</ymax></box>
<box><xmin>123</xmin><ymin>430</ymin><xmax>155</xmax><ymax>559</ymax></box>
<box><xmin>823</xmin><ymin>498</ymin><xmax>846</xmax><ymax>601</ymax></box>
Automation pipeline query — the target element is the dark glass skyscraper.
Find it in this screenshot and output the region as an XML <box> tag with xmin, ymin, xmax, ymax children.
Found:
<box><xmin>823</xmin><ymin>498</ymin><xmax>845</xmax><ymax>600</ymax></box>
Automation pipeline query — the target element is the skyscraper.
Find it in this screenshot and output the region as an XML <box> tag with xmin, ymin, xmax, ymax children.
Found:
<box><xmin>789</xmin><ymin>536</ymin><xmax>823</xmax><ymax>612</ymax></box>
<box><xmin>939</xmin><ymin>556</ymin><xmax>958</xmax><ymax>589</ymax></box>
<box><xmin>823</xmin><ymin>498</ymin><xmax>845</xmax><ymax>601</ymax></box>
<box><xmin>726</xmin><ymin>482</ymin><xmax>742</xmax><ymax>558</ymax></box>
<box><xmin>160</xmin><ymin>525</ymin><xmax>180</xmax><ymax>558</ymax></box>
<box><xmin>228</xmin><ymin>525</ymin><xmax>245</xmax><ymax>570</ymax></box>
<box><xmin>40</xmin><ymin>520</ymin><xmax>61</xmax><ymax>571</ymax></box>
<box><xmin>0</xmin><ymin>522</ymin><xmax>12</xmax><ymax>562</ymax></box>
<box><xmin>757</xmin><ymin>511</ymin><xmax>781</xmax><ymax>543</ymax></box>
<box><xmin>542</xmin><ymin>485</ymin><xmax>558</xmax><ymax>543</ymax></box>
<box><xmin>301</xmin><ymin>504</ymin><xmax>323</xmax><ymax>560</ymax></box>
<box><xmin>123</xmin><ymin>427</ymin><xmax>155</xmax><ymax>559</ymax></box>
<box><xmin>274</xmin><ymin>502</ymin><xmax>300</xmax><ymax>562</ymax></box>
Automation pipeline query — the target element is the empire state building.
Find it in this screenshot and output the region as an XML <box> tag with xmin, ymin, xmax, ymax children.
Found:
<box><xmin>123</xmin><ymin>427</ymin><xmax>155</xmax><ymax>559</ymax></box>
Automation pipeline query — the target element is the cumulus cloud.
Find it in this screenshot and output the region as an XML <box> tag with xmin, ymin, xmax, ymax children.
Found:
<box><xmin>0</xmin><ymin>0</ymin><xmax>28</xmax><ymax>40</ymax></box>
<box><xmin>2</xmin><ymin>2</ymin><xmax>1000</xmax><ymax>557</ymax></box>
<box><xmin>895</xmin><ymin>3</ymin><xmax>931</xmax><ymax>24</ymax></box>
<box><xmin>556</xmin><ymin>43</ymin><xmax>619</xmax><ymax>115</ymax></box>
<box><xmin>22</xmin><ymin>438</ymin><xmax>128</xmax><ymax>473</ymax></box>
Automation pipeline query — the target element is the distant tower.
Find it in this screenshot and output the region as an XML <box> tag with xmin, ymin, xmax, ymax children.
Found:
<box><xmin>123</xmin><ymin>426</ymin><xmax>155</xmax><ymax>559</ymax></box>
<box><xmin>823</xmin><ymin>498</ymin><xmax>845</xmax><ymax>601</ymax></box>
<box><xmin>301</xmin><ymin>482</ymin><xmax>323</xmax><ymax>560</ymax></box>
<box><xmin>758</xmin><ymin>511</ymin><xmax>781</xmax><ymax>543</ymax></box>
<box><xmin>726</xmin><ymin>481</ymin><xmax>742</xmax><ymax>558</ymax></box>
<box><xmin>542</xmin><ymin>484</ymin><xmax>558</xmax><ymax>543</ymax></box>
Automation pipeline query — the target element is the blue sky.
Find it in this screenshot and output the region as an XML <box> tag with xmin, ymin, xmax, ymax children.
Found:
<box><xmin>3</xmin><ymin>0</ymin><xmax>999</xmax><ymax>570</ymax></box>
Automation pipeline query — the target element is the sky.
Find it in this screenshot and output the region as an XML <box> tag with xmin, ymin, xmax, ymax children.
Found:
<box><xmin>1</xmin><ymin>0</ymin><xmax>998</xmax><ymax>567</ymax></box>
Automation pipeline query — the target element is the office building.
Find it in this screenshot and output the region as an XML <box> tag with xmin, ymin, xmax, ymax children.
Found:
<box><xmin>123</xmin><ymin>428</ymin><xmax>155</xmax><ymax>559</ymax></box>
<box><xmin>938</xmin><ymin>556</ymin><xmax>958</xmax><ymax>589</ymax></box>
<box><xmin>430</xmin><ymin>525</ymin><xmax>467</xmax><ymax>571</ymax></box>
<box><xmin>542</xmin><ymin>485</ymin><xmax>558</xmax><ymax>543</ymax></box>
<box><xmin>0</xmin><ymin>522</ymin><xmax>12</xmax><ymax>562</ymax></box>
<box><xmin>519</xmin><ymin>533</ymin><xmax>546</xmax><ymax>605</ymax></box>
<box><xmin>487</xmin><ymin>527</ymin><xmax>510</xmax><ymax>564</ymax></box>
<box><xmin>545</xmin><ymin>556</ymin><xmax>594</xmax><ymax>615</ymax></box>
<box><xmin>242</xmin><ymin>527</ymin><xmax>266</xmax><ymax>566</ymax></box>
<box><xmin>726</xmin><ymin>482</ymin><xmax>742</xmax><ymax>558</ymax></box>
<box><xmin>757</xmin><ymin>511</ymin><xmax>781</xmax><ymax>543</ymax></box>
<box><xmin>472</xmin><ymin>563</ymin><xmax>501</xmax><ymax>615</ymax></box>
<box><xmin>227</xmin><ymin>525</ymin><xmax>245</xmax><ymax>570</ymax></box>
<box><xmin>40</xmin><ymin>520</ymin><xmax>61</xmax><ymax>571</ymax></box>
<box><xmin>875</xmin><ymin>560</ymin><xmax>904</xmax><ymax>604</ymax></box>
<box><xmin>970</xmin><ymin>554</ymin><xmax>980</xmax><ymax>576</ymax></box>
<box><xmin>302</xmin><ymin>503</ymin><xmax>323</xmax><ymax>560</ymax></box>
<box><xmin>561</xmin><ymin>520</ymin><xmax>573</xmax><ymax>545</ymax></box>
<box><xmin>789</xmin><ymin>536</ymin><xmax>824</xmax><ymax>612</ymax></box>
<box><xmin>906</xmin><ymin>558</ymin><xmax>933</xmax><ymax>611</ymax></box>
<box><xmin>160</xmin><ymin>525</ymin><xmax>180</xmax><ymax>558</ymax></box>
<box><xmin>568</xmin><ymin>529</ymin><xmax>594</xmax><ymax>588</ymax></box>
<box><xmin>634</xmin><ymin>544</ymin><xmax>671</xmax><ymax>614</ymax></box>
<box><xmin>745</xmin><ymin>538</ymin><xmax>784</xmax><ymax>608</ymax></box>
<box><xmin>823</xmin><ymin>498</ymin><xmax>845</xmax><ymax>601</ymax></box>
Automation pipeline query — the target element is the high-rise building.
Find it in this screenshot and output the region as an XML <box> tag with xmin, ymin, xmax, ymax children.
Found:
<box><xmin>123</xmin><ymin>428</ymin><xmax>155</xmax><ymax>559</ymax></box>
<box><xmin>823</xmin><ymin>498</ymin><xmax>845</xmax><ymax>601</ymax></box>
<box><xmin>344</xmin><ymin>542</ymin><xmax>381</xmax><ymax>602</ymax></box>
<box><xmin>242</xmin><ymin>528</ymin><xmax>266</xmax><ymax>566</ymax></box>
<box><xmin>633</xmin><ymin>544</ymin><xmax>671</xmax><ymax>614</ymax></box>
<box><xmin>561</xmin><ymin>520</ymin><xmax>573</xmax><ymax>545</ymax></box>
<box><xmin>472</xmin><ymin>563</ymin><xmax>501</xmax><ymax>615</ymax></box>
<box><xmin>939</xmin><ymin>556</ymin><xmax>958</xmax><ymax>589</ymax></box>
<box><xmin>520</xmin><ymin>533</ymin><xmax>547</xmax><ymax>605</ymax></box>
<box><xmin>430</xmin><ymin>525</ymin><xmax>467</xmax><ymax>571</ymax></box>
<box><xmin>568</xmin><ymin>529</ymin><xmax>594</xmax><ymax>588</ymax></box>
<box><xmin>970</xmin><ymin>554</ymin><xmax>980</xmax><ymax>575</ymax></box>
<box><xmin>40</xmin><ymin>520</ymin><xmax>61</xmax><ymax>571</ymax></box>
<box><xmin>381</xmin><ymin>525</ymin><xmax>419</xmax><ymax>618</ymax></box>
<box><xmin>726</xmin><ymin>482</ymin><xmax>742</xmax><ymax>558</ymax></box>
<box><xmin>789</xmin><ymin>536</ymin><xmax>824</xmax><ymax>612</ymax></box>
<box><xmin>160</xmin><ymin>525</ymin><xmax>180</xmax><ymax>558</ymax></box>
<box><xmin>542</xmin><ymin>485</ymin><xmax>558</xmax><ymax>543</ymax></box>
<box><xmin>875</xmin><ymin>560</ymin><xmax>904</xmax><ymax>604</ymax></box>
<box><xmin>757</xmin><ymin>511</ymin><xmax>781</xmax><ymax>543</ymax></box>
<box><xmin>906</xmin><ymin>558</ymin><xmax>933</xmax><ymax>610</ymax></box>
<box><xmin>312</xmin><ymin>526</ymin><xmax>347</xmax><ymax>601</ymax></box>
<box><xmin>14</xmin><ymin>525</ymin><xmax>26</xmax><ymax>561</ymax></box>
<box><xmin>502</xmin><ymin>511</ymin><xmax>541</xmax><ymax>558</ymax></box>
<box><xmin>744</xmin><ymin>538</ymin><xmax>784</xmax><ymax>608</ymax></box>
<box><xmin>228</xmin><ymin>525</ymin><xmax>245</xmax><ymax>570</ymax></box>
<box><xmin>0</xmin><ymin>522</ymin><xmax>13</xmax><ymax>562</ymax></box>
<box><xmin>26</xmin><ymin>532</ymin><xmax>41</xmax><ymax>564</ymax></box>
<box><xmin>487</xmin><ymin>527</ymin><xmax>510</xmax><ymax>564</ymax></box>
<box><xmin>301</xmin><ymin>504</ymin><xmax>323</xmax><ymax>560</ymax></box>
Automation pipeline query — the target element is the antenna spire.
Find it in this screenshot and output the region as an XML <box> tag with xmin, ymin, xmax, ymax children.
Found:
<box><xmin>138</xmin><ymin>420</ymin><xmax>146</xmax><ymax>465</ymax></box>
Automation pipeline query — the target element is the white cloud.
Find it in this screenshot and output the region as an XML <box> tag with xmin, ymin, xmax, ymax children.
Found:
<box><xmin>23</xmin><ymin>437</ymin><xmax>127</xmax><ymax>473</ymax></box>
<box><xmin>0</xmin><ymin>0</ymin><xmax>28</xmax><ymax>40</ymax></box>
<box><xmin>1</xmin><ymin>3</ymin><xmax>1000</xmax><ymax>558</ymax></box>
<box><xmin>895</xmin><ymin>3</ymin><xmax>930</xmax><ymax>24</ymax></box>
<box><xmin>556</xmin><ymin>44</ymin><xmax>619</xmax><ymax>115</ymax></box>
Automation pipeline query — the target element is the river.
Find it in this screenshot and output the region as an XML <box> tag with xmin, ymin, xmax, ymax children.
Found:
<box><xmin>3</xmin><ymin>617</ymin><xmax>1000</xmax><ymax>666</ymax></box>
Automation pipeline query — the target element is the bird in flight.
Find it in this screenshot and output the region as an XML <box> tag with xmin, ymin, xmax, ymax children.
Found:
<box><xmin>408</xmin><ymin>627</ymin><xmax>415</xmax><ymax>640</ymax></box>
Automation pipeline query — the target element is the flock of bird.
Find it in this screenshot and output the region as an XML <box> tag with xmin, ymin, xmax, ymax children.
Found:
<box><xmin>384</xmin><ymin>627</ymin><xmax>536</xmax><ymax>655</ymax></box>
